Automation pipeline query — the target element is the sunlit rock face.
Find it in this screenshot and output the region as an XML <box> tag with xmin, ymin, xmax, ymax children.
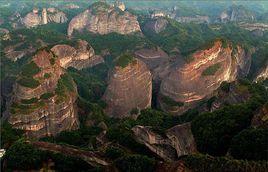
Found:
<box><xmin>143</xmin><ymin>17</ymin><xmax>168</xmax><ymax>34</ymax></box>
<box><xmin>67</xmin><ymin>2</ymin><xmax>141</xmax><ymax>36</ymax></box>
<box><xmin>254</xmin><ymin>62</ymin><xmax>268</xmax><ymax>83</ymax></box>
<box><xmin>159</xmin><ymin>40</ymin><xmax>252</xmax><ymax>115</ymax></box>
<box><xmin>219</xmin><ymin>5</ymin><xmax>255</xmax><ymax>23</ymax></box>
<box><xmin>22</xmin><ymin>7</ymin><xmax>67</xmax><ymax>28</ymax></box>
<box><xmin>51</xmin><ymin>40</ymin><xmax>103</xmax><ymax>70</ymax></box>
<box><xmin>8</xmin><ymin>49</ymin><xmax>79</xmax><ymax>138</ymax></box>
<box><xmin>132</xmin><ymin>123</ymin><xmax>196</xmax><ymax>161</ymax></box>
<box><xmin>102</xmin><ymin>58</ymin><xmax>152</xmax><ymax>118</ymax></box>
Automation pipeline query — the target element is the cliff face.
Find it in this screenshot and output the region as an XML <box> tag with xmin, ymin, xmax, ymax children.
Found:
<box><xmin>132</xmin><ymin>123</ymin><xmax>196</xmax><ymax>161</ymax></box>
<box><xmin>143</xmin><ymin>18</ymin><xmax>168</xmax><ymax>34</ymax></box>
<box><xmin>254</xmin><ymin>62</ymin><xmax>268</xmax><ymax>82</ymax></box>
<box><xmin>8</xmin><ymin>49</ymin><xmax>79</xmax><ymax>138</ymax></box>
<box><xmin>102</xmin><ymin>58</ymin><xmax>152</xmax><ymax>118</ymax></box>
<box><xmin>67</xmin><ymin>2</ymin><xmax>141</xmax><ymax>36</ymax></box>
<box><xmin>219</xmin><ymin>5</ymin><xmax>255</xmax><ymax>22</ymax></box>
<box><xmin>23</xmin><ymin>8</ymin><xmax>67</xmax><ymax>28</ymax></box>
<box><xmin>176</xmin><ymin>15</ymin><xmax>210</xmax><ymax>24</ymax></box>
<box><xmin>159</xmin><ymin>40</ymin><xmax>251</xmax><ymax>114</ymax></box>
<box><xmin>51</xmin><ymin>40</ymin><xmax>104</xmax><ymax>70</ymax></box>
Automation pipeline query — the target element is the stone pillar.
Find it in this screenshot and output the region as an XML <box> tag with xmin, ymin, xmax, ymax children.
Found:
<box><xmin>42</xmin><ymin>8</ymin><xmax>48</xmax><ymax>24</ymax></box>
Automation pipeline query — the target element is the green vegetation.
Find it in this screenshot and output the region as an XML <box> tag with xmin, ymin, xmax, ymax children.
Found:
<box><xmin>40</xmin><ymin>92</ymin><xmax>54</xmax><ymax>100</ymax></box>
<box><xmin>21</xmin><ymin>97</ymin><xmax>38</xmax><ymax>104</ymax></box>
<box><xmin>202</xmin><ymin>63</ymin><xmax>221</xmax><ymax>76</ymax></box>
<box><xmin>17</xmin><ymin>77</ymin><xmax>40</xmax><ymax>88</ymax></box>
<box><xmin>44</xmin><ymin>73</ymin><xmax>51</xmax><ymax>79</ymax></box>
<box><xmin>230</xmin><ymin>128</ymin><xmax>268</xmax><ymax>160</ymax></box>
<box><xmin>116</xmin><ymin>54</ymin><xmax>136</xmax><ymax>68</ymax></box>
<box><xmin>115</xmin><ymin>154</ymin><xmax>156</xmax><ymax>172</ymax></box>
<box><xmin>55</xmin><ymin>73</ymin><xmax>75</xmax><ymax>99</ymax></box>
<box><xmin>161</xmin><ymin>95</ymin><xmax>184</xmax><ymax>107</ymax></box>
<box><xmin>1</xmin><ymin>123</ymin><xmax>24</xmax><ymax>149</ymax></box>
<box><xmin>49</xmin><ymin>58</ymin><xmax>56</xmax><ymax>65</ymax></box>
<box><xmin>10</xmin><ymin>101</ymin><xmax>45</xmax><ymax>115</ymax></box>
<box><xmin>182</xmin><ymin>154</ymin><xmax>268</xmax><ymax>172</ymax></box>
<box><xmin>91</xmin><ymin>1</ymin><xmax>111</xmax><ymax>15</ymax></box>
<box><xmin>21</xmin><ymin>61</ymin><xmax>41</xmax><ymax>77</ymax></box>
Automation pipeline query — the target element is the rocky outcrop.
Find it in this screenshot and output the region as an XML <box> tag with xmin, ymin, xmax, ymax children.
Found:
<box><xmin>238</xmin><ymin>23</ymin><xmax>268</xmax><ymax>32</ymax></box>
<box><xmin>254</xmin><ymin>61</ymin><xmax>268</xmax><ymax>82</ymax></box>
<box><xmin>176</xmin><ymin>15</ymin><xmax>210</xmax><ymax>24</ymax></box>
<box><xmin>67</xmin><ymin>2</ymin><xmax>141</xmax><ymax>36</ymax></box>
<box><xmin>132</xmin><ymin>123</ymin><xmax>196</xmax><ymax>161</ymax></box>
<box><xmin>143</xmin><ymin>18</ymin><xmax>168</xmax><ymax>33</ymax></box>
<box><xmin>159</xmin><ymin>40</ymin><xmax>252</xmax><ymax>114</ymax></box>
<box><xmin>8</xmin><ymin>49</ymin><xmax>79</xmax><ymax>138</ymax></box>
<box><xmin>51</xmin><ymin>40</ymin><xmax>104</xmax><ymax>70</ymax></box>
<box><xmin>23</xmin><ymin>7</ymin><xmax>67</xmax><ymax>28</ymax></box>
<box><xmin>219</xmin><ymin>5</ymin><xmax>255</xmax><ymax>22</ymax></box>
<box><xmin>102</xmin><ymin>57</ymin><xmax>152</xmax><ymax>118</ymax></box>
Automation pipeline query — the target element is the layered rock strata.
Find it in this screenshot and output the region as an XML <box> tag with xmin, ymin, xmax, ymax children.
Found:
<box><xmin>51</xmin><ymin>39</ymin><xmax>103</xmax><ymax>69</ymax></box>
<box><xmin>102</xmin><ymin>58</ymin><xmax>152</xmax><ymax>118</ymax></box>
<box><xmin>67</xmin><ymin>2</ymin><xmax>141</xmax><ymax>36</ymax></box>
<box><xmin>8</xmin><ymin>49</ymin><xmax>79</xmax><ymax>138</ymax></box>
<box><xmin>159</xmin><ymin>40</ymin><xmax>251</xmax><ymax>114</ymax></box>
<box><xmin>132</xmin><ymin>123</ymin><xmax>196</xmax><ymax>161</ymax></box>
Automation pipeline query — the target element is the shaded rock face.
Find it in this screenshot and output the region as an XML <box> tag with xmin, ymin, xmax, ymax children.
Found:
<box><xmin>102</xmin><ymin>58</ymin><xmax>152</xmax><ymax>118</ymax></box>
<box><xmin>23</xmin><ymin>8</ymin><xmax>67</xmax><ymax>28</ymax></box>
<box><xmin>159</xmin><ymin>41</ymin><xmax>251</xmax><ymax>114</ymax></box>
<box><xmin>51</xmin><ymin>40</ymin><xmax>104</xmax><ymax>70</ymax></box>
<box><xmin>8</xmin><ymin>49</ymin><xmax>79</xmax><ymax>138</ymax></box>
<box><xmin>220</xmin><ymin>5</ymin><xmax>255</xmax><ymax>22</ymax></box>
<box><xmin>132</xmin><ymin>123</ymin><xmax>196</xmax><ymax>161</ymax></box>
<box><xmin>254</xmin><ymin>62</ymin><xmax>268</xmax><ymax>82</ymax></box>
<box><xmin>251</xmin><ymin>103</ymin><xmax>268</xmax><ymax>128</ymax></box>
<box><xmin>143</xmin><ymin>18</ymin><xmax>168</xmax><ymax>33</ymax></box>
<box><xmin>67</xmin><ymin>2</ymin><xmax>141</xmax><ymax>36</ymax></box>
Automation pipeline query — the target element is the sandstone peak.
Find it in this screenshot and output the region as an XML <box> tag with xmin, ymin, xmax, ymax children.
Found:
<box><xmin>102</xmin><ymin>57</ymin><xmax>152</xmax><ymax>118</ymax></box>
<box><xmin>159</xmin><ymin>40</ymin><xmax>252</xmax><ymax>114</ymax></box>
<box><xmin>67</xmin><ymin>1</ymin><xmax>141</xmax><ymax>36</ymax></box>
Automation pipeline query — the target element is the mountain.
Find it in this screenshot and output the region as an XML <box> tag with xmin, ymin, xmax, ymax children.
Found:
<box><xmin>67</xmin><ymin>2</ymin><xmax>141</xmax><ymax>36</ymax></box>
<box><xmin>7</xmin><ymin>49</ymin><xmax>79</xmax><ymax>138</ymax></box>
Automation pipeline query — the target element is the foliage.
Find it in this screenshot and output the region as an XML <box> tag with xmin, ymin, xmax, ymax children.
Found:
<box><xmin>40</xmin><ymin>92</ymin><xmax>54</xmax><ymax>100</ymax></box>
<box><xmin>182</xmin><ymin>154</ymin><xmax>268</xmax><ymax>172</ymax></box>
<box><xmin>21</xmin><ymin>61</ymin><xmax>41</xmax><ymax>77</ymax></box>
<box><xmin>1</xmin><ymin>122</ymin><xmax>24</xmax><ymax>149</ymax></box>
<box><xmin>115</xmin><ymin>54</ymin><xmax>135</xmax><ymax>68</ymax></box>
<box><xmin>202</xmin><ymin>63</ymin><xmax>221</xmax><ymax>76</ymax></box>
<box><xmin>191</xmin><ymin>104</ymin><xmax>254</xmax><ymax>156</ymax></box>
<box><xmin>21</xmin><ymin>97</ymin><xmax>38</xmax><ymax>104</ymax></box>
<box><xmin>5</xmin><ymin>139</ymin><xmax>43</xmax><ymax>170</ymax></box>
<box><xmin>17</xmin><ymin>77</ymin><xmax>40</xmax><ymax>88</ymax></box>
<box><xmin>105</xmin><ymin>146</ymin><xmax>126</xmax><ymax>160</ymax></box>
<box><xmin>44</xmin><ymin>73</ymin><xmax>51</xmax><ymax>79</ymax></box>
<box><xmin>161</xmin><ymin>95</ymin><xmax>184</xmax><ymax>107</ymax></box>
<box><xmin>115</xmin><ymin>154</ymin><xmax>156</xmax><ymax>172</ymax></box>
<box><xmin>230</xmin><ymin>128</ymin><xmax>268</xmax><ymax>160</ymax></box>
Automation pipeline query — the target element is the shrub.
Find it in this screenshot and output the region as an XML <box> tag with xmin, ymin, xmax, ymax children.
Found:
<box><xmin>115</xmin><ymin>54</ymin><xmax>135</xmax><ymax>68</ymax></box>
<box><xmin>21</xmin><ymin>61</ymin><xmax>41</xmax><ymax>77</ymax></box>
<box><xmin>202</xmin><ymin>63</ymin><xmax>221</xmax><ymax>76</ymax></box>
<box><xmin>161</xmin><ymin>95</ymin><xmax>184</xmax><ymax>107</ymax></box>
<box><xmin>230</xmin><ymin>128</ymin><xmax>268</xmax><ymax>160</ymax></box>
<box><xmin>105</xmin><ymin>146</ymin><xmax>126</xmax><ymax>160</ymax></box>
<box><xmin>21</xmin><ymin>97</ymin><xmax>38</xmax><ymax>104</ymax></box>
<box><xmin>17</xmin><ymin>77</ymin><xmax>40</xmax><ymax>88</ymax></box>
<box><xmin>40</xmin><ymin>92</ymin><xmax>54</xmax><ymax>99</ymax></box>
<box><xmin>49</xmin><ymin>58</ymin><xmax>55</xmax><ymax>65</ymax></box>
<box><xmin>44</xmin><ymin>73</ymin><xmax>51</xmax><ymax>79</ymax></box>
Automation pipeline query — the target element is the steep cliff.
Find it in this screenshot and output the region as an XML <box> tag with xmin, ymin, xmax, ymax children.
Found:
<box><xmin>23</xmin><ymin>8</ymin><xmax>67</xmax><ymax>28</ymax></box>
<box><xmin>51</xmin><ymin>39</ymin><xmax>104</xmax><ymax>69</ymax></box>
<box><xmin>8</xmin><ymin>49</ymin><xmax>79</xmax><ymax>138</ymax></box>
<box><xmin>159</xmin><ymin>40</ymin><xmax>251</xmax><ymax>114</ymax></box>
<box><xmin>67</xmin><ymin>2</ymin><xmax>141</xmax><ymax>36</ymax></box>
<box><xmin>143</xmin><ymin>18</ymin><xmax>168</xmax><ymax>34</ymax></box>
<box><xmin>132</xmin><ymin>123</ymin><xmax>196</xmax><ymax>161</ymax></box>
<box><xmin>254</xmin><ymin>61</ymin><xmax>268</xmax><ymax>82</ymax></box>
<box><xmin>102</xmin><ymin>55</ymin><xmax>152</xmax><ymax>118</ymax></box>
<box><xmin>219</xmin><ymin>5</ymin><xmax>255</xmax><ymax>22</ymax></box>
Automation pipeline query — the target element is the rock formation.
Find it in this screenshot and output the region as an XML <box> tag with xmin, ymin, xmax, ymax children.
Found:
<box><xmin>8</xmin><ymin>49</ymin><xmax>79</xmax><ymax>138</ymax></box>
<box><xmin>143</xmin><ymin>18</ymin><xmax>168</xmax><ymax>34</ymax></box>
<box><xmin>219</xmin><ymin>5</ymin><xmax>255</xmax><ymax>22</ymax></box>
<box><xmin>22</xmin><ymin>7</ymin><xmax>67</xmax><ymax>28</ymax></box>
<box><xmin>159</xmin><ymin>40</ymin><xmax>252</xmax><ymax>114</ymax></box>
<box><xmin>132</xmin><ymin>123</ymin><xmax>196</xmax><ymax>161</ymax></box>
<box><xmin>67</xmin><ymin>2</ymin><xmax>141</xmax><ymax>36</ymax></box>
<box><xmin>51</xmin><ymin>39</ymin><xmax>104</xmax><ymax>69</ymax></box>
<box><xmin>176</xmin><ymin>15</ymin><xmax>210</xmax><ymax>24</ymax></box>
<box><xmin>254</xmin><ymin>61</ymin><xmax>268</xmax><ymax>82</ymax></box>
<box><xmin>102</xmin><ymin>56</ymin><xmax>152</xmax><ymax>118</ymax></box>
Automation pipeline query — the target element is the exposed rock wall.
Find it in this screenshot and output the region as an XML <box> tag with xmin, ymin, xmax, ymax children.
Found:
<box><xmin>67</xmin><ymin>2</ymin><xmax>141</xmax><ymax>36</ymax></box>
<box><xmin>132</xmin><ymin>123</ymin><xmax>196</xmax><ymax>161</ymax></box>
<box><xmin>159</xmin><ymin>40</ymin><xmax>251</xmax><ymax>114</ymax></box>
<box><xmin>143</xmin><ymin>18</ymin><xmax>168</xmax><ymax>33</ymax></box>
<box><xmin>102</xmin><ymin>58</ymin><xmax>152</xmax><ymax>118</ymax></box>
<box><xmin>51</xmin><ymin>40</ymin><xmax>104</xmax><ymax>69</ymax></box>
<box><xmin>8</xmin><ymin>49</ymin><xmax>79</xmax><ymax>138</ymax></box>
<box><xmin>254</xmin><ymin>62</ymin><xmax>268</xmax><ymax>82</ymax></box>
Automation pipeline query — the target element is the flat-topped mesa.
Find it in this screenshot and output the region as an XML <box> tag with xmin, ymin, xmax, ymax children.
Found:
<box><xmin>102</xmin><ymin>55</ymin><xmax>152</xmax><ymax>118</ymax></box>
<box><xmin>159</xmin><ymin>40</ymin><xmax>252</xmax><ymax>115</ymax></box>
<box><xmin>67</xmin><ymin>1</ymin><xmax>141</xmax><ymax>36</ymax></box>
<box><xmin>23</xmin><ymin>7</ymin><xmax>67</xmax><ymax>28</ymax></box>
<box><xmin>8</xmin><ymin>49</ymin><xmax>79</xmax><ymax>138</ymax></box>
<box><xmin>51</xmin><ymin>39</ymin><xmax>103</xmax><ymax>70</ymax></box>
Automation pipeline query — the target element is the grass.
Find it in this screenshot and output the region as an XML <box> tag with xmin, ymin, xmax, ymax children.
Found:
<box><xmin>115</xmin><ymin>54</ymin><xmax>135</xmax><ymax>68</ymax></box>
<box><xmin>202</xmin><ymin>63</ymin><xmax>221</xmax><ymax>76</ymax></box>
